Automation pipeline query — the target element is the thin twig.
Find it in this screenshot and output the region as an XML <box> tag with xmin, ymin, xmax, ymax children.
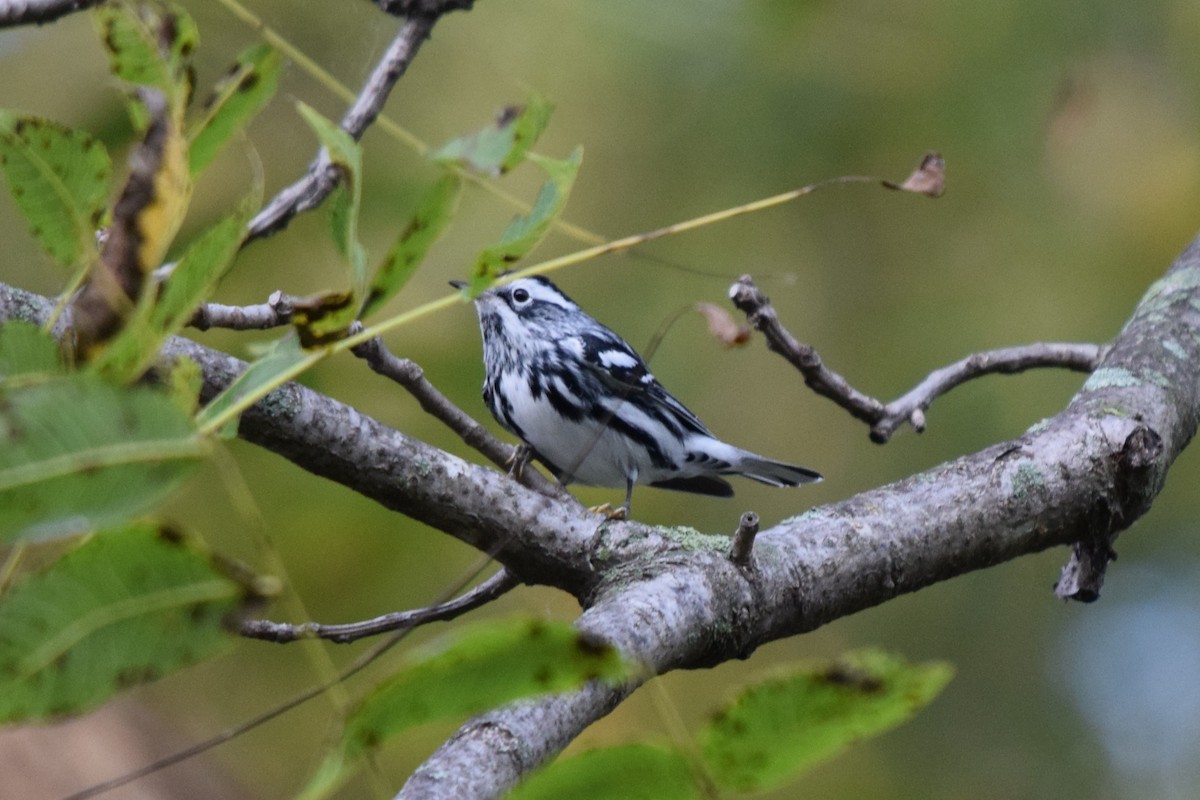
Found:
<box><xmin>729</xmin><ymin>275</ymin><xmax>1107</xmax><ymax>443</ymax></box>
<box><xmin>0</xmin><ymin>0</ymin><xmax>102</xmax><ymax>27</ymax></box>
<box><xmin>189</xmin><ymin>291</ymin><xmax>299</xmax><ymax>331</ymax></box>
<box><xmin>62</xmin><ymin>547</ymin><xmax>507</xmax><ymax>800</ymax></box>
<box><xmin>241</xmin><ymin>567</ymin><xmax>518</xmax><ymax>643</ymax></box>
<box><xmin>245</xmin><ymin>10</ymin><xmax>448</xmax><ymax>243</ymax></box>
<box><xmin>728</xmin><ymin>276</ymin><xmax>885</xmax><ymax>424</ymax></box>
<box><xmin>350</xmin><ymin>331</ymin><xmax>569</xmax><ymax>500</ymax></box>
<box><xmin>875</xmin><ymin>342</ymin><xmax>1107</xmax><ymax>441</ymax></box>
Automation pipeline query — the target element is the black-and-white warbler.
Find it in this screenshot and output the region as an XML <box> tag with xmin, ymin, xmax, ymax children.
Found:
<box><xmin>454</xmin><ymin>275</ymin><xmax>822</xmax><ymax>515</ymax></box>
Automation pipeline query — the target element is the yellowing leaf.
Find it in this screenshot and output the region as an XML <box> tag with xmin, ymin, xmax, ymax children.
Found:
<box><xmin>134</xmin><ymin>96</ymin><xmax>191</xmax><ymax>272</ymax></box>
<box><xmin>73</xmin><ymin>89</ymin><xmax>192</xmax><ymax>356</ymax></box>
<box><xmin>91</xmin><ymin>190</ymin><xmax>254</xmax><ymax>382</ymax></box>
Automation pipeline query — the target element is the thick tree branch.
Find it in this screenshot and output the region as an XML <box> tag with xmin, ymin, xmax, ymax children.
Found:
<box><xmin>396</xmin><ymin>235</ymin><xmax>1200</xmax><ymax>799</ymax></box>
<box><xmin>2</xmin><ymin>292</ymin><xmax>601</xmax><ymax>593</ymax></box>
<box><xmin>2</xmin><ymin>234</ymin><xmax>1197</xmax><ymax>800</ymax></box>
<box><xmin>0</xmin><ymin>0</ymin><xmax>102</xmax><ymax>27</ymax></box>
<box><xmin>729</xmin><ymin>275</ymin><xmax>1106</xmax><ymax>442</ymax></box>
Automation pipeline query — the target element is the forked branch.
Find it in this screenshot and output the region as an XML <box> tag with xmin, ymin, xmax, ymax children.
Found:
<box><xmin>246</xmin><ymin>3</ymin><xmax>468</xmax><ymax>242</ymax></box>
<box><xmin>729</xmin><ymin>275</ymin><xmax>1106</xmax><ymax>442</ymax></box>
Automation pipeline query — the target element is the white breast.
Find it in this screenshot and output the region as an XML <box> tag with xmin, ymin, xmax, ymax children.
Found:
<box><xmin>500</xmin><ymin>374</ymin><xmax>706</xmax><ymax>487</ymax></box>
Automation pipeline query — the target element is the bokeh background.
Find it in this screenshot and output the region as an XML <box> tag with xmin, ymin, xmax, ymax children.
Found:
<box><xmin>3</xmin><ymin>1</ymin><xmax>1200</xmax><ymax>798</ymax></box>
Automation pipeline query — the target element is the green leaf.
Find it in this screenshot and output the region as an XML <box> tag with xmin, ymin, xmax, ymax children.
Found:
<box><xmin>194</xmin><ymin>334</ymin><xmax>319</xmax><ymax>437</ymax></box>
<box><xmin>465</xmin><ymin>147</ymin><xmax>582</xmax><ymax>295</ymax></box>
<box><xmin>509</xmin><ymin>744</ymin><xmax>699</xmax><ymax>800</ymax></box>
<box><xmin>361</xmin><ymin>174</ymin><xmax>461</xmax><ymax>318</ymax></box>
<box><xmin>152</xmin><ymin>198</ymin><xmax>254</xmax><ymax>335</ymax></box>
<box><xmin>327</xmin><ymin>183</ymin><xmax>366</xmax><ymax>285</ymax></box>
<box><xmin>0</xmin><ymin>112</ymin><xmax>110</xmax><ymax>267</ymax></box>
<box><xmin>345</xmin><ymin>617</ymin><xmax>630</xmax><ymax>752</ymax></box>
<box><xmin>0</xmin><ymin>375</ymin><xmax>207</xmax><ymax>543</ymax></box>
<box><xmin>699</xmin><ymin>649</ymin><xmax>954</xmax><ymax>793</ymax></box>
<box><xmin>295</xmin><ymin>102</ymin><xmax>361</xmax><ymax>176</ymax></box>
<box><xmin>291</xmin><ymin>103</ymin><xmax>366</xmax><ymax>345</ymax></box>
<box><xmin>302</xmin><ymin>618</ymin><xmax>631</xmax><ymax>799</ymax></box>
<box><xmin>93</xmin><ymin>0</ymin><xmax>198</xmax><ymax>119</ymax></box>
<box><xmin>91</xmin><ymin>190</ymin><xmax>255</xmax><ymax>382</ymax></box>
<box><xmin>431</xmin><ymin>95</ymin><xmax>554</xmax><ymax>175</ymax></box>
<box><xmin>188</xmin><ymin>43</ymin><xmax>281</xmax><ymax>176</ymax></box>
<box><xmin>0</xmin><ymin>322</ymin><xmax>66</xmax><ymax>389</ymax></box>
<box><xmin>0</xmin><ymin>521</ymin><xmax>272</xmax><ymax>722</ymax></box>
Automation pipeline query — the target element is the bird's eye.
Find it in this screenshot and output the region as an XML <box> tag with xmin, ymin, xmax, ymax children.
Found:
<box><xmin>511</xmin><ymin>288</ymin><xmax>530</xmax><ymax>304</ymax></box>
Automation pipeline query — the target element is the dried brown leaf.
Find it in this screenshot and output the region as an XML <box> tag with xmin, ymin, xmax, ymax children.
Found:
<box><xmin>883</xmin><ymin>152</ymin><xmax>945</xmax><ymax>197</ymax></box>
<box><xmin>695</xmin><ymin>302</ymin><xmax>752</xmax><ymax>348</ymax></box>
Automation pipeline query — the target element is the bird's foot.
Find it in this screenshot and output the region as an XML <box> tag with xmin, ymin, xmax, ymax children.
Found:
<box><xmin>506</xmin><ymin>444</ymin><xmax>533</xmax><ymax>480</ymax></box>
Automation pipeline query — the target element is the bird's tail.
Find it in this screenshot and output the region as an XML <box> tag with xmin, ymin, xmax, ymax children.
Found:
<box><xmin>735</xmin><ymin>452</ymin><xmax>823</xmax><ymax>488</ymax></box>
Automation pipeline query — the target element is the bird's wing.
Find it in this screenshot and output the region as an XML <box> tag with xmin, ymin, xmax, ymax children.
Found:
<box><xmin>575</xmin><ymin>332</ymin><xmax>712</xmax><ymax>436</ymax></box>
<box><xmin>576</xmin><ymin>331</ymin><xmax>655</xmax><ymax>393</ymax></box>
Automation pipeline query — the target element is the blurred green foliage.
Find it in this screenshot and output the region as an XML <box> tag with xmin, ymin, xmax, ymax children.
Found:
<box><xmin>2</xmin><ymin>0</ymin><xmax>1199</xmax><ymax>798</ymax></box>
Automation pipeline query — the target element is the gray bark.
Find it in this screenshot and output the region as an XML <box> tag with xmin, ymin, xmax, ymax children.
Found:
<box><xmin>1</xmin><ymin>233</ymin><xmax>1197</xmax><ymax>799</ymax></box>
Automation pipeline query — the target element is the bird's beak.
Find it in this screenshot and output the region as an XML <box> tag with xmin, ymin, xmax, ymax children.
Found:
<box><xmin>449</xmin><ymin>280</ymin><xmax>467</xmax><ymax>290</ymax></box>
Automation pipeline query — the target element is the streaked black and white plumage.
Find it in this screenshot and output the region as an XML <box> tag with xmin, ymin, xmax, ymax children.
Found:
<box><xmin>456</xmin><ymin>275</ymin><xmax>821</xmax><ymax>513</ymax></box>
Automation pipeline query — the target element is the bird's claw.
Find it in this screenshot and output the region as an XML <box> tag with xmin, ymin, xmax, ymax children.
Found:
<box><xmin>506</xmin><ymin>444</ymin><xmax>533</xmax><ymax>480</ymax></box>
